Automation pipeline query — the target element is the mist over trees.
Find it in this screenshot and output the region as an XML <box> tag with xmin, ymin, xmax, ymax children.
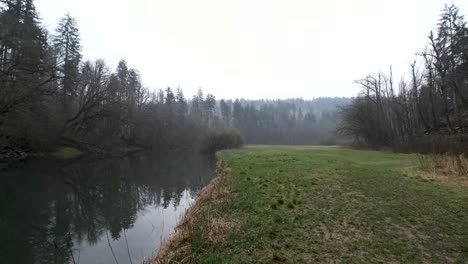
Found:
<box><xmin>0</xmin><ymin>0</ymin><xmax>347</xmax><ymax>158</ymax></box>
<box><xmin>0</xmin><ymin>0</ymin><xmax>209</xmax><ymax>154</ymax></box>
<box><xmin>338</xmin><ymin>3</ymin><xmax>468</xmax><ymax>155</ymax></box>
<box><xmin>216</xmin><ymin>98</ymin><xmax>350</xmax><ymax>145</ymax></box>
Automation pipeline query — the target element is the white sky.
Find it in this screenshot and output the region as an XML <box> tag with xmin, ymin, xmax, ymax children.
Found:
<box><xmin>35</xmin><ymin>0</ymin><xmax>468</xmax><ymax>99</ymax></box>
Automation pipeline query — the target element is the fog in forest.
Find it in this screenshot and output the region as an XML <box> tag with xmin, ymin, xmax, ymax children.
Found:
<box><xmin>2</xmin><ymin>0</ymin><xmax>468</xmax><ymax>263</ymax></box>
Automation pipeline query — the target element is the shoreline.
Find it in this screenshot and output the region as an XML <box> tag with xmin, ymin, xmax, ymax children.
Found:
<box><xmin>151</xmin><ymin>156</ymin><xmax>235</xmax><ymax>264</ymax></box>
<box><xmin>0</xmin><ymin>144</ymin><xmax>202</xmax><ymax>164</ymax></box>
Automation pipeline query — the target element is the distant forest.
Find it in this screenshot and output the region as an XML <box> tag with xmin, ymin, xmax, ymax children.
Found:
<box><xmin>0</xmin><ymin>0</ymin><xmax>348</xmax><ymax>158</ymax></box>
<box><xmin>216</xmin><ymin>98</ymin><xmax>350</xmax><ymax>145</ymax></box>
<box><xmin>338</xmin><ymin>3</ymin><xmax>468</xmax><ymax>155</ymax></box>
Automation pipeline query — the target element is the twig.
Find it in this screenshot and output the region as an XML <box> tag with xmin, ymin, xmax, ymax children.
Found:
<box><xmin>124</xmin><ymin>229</ymin><xmax>133</xmax><ymax>264</ymax></box>
<box><xmin>68</xmin><ymin>233</ymin><xmax>77</xmax><ymax>264</ymax></box>
<box><xmin>106</xmin><ymin>231</ymin><xmax>120</xmax><ymax>264</ymax></box>
<box><xmin>77</xmin><ymin>248</ymin><xmax>80</xmax><ymax>264</ymax></box>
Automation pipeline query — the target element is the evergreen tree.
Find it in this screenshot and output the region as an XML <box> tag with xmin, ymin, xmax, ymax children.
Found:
<box><xmin>0</xmin><ymin>0</ymin><xmax>51</xmax><ymax>127</ymax></box>
<box><xmin>128</xmin><ymin>69</ymin><xmax>141</xmax><ymax>109</ymax></box>
<box><xmin>233</xmin><ymin>99</ymin><xmax>243</xmax><ymax>128</ymax></box>
<box><xmin>204</xmin><ymin>93</ymin><xmax>216</xmax><ymax>124</ymax></box>
<box><xmin>175</xmin><ymin>88</ymin><xmax>188</xmax><ymax>117</ymax></box>
<box><xmin>1</xmin><ymin>0</ymin><xmax>47</xmax><ymax>80</ymax></box>
<box><xmin>220</xmin><ymin>99</ymin><xmax>231</xmax><ymax>126</ymax></box>
<box><xmin>191</xmin><ymin>89</ymin><xmax>204</xmax><ymax>118</ymax></box>
<box><xmin>165</xmin><ymin>87</ymin><xmax>175</xmax><ymax>106</ymax></box>
<box><xmin>54</xmin><ymin>13</ymin><xmax>81</xmax><ymax>111</ymax></box>
<box><xmin>116</xmin><ymin>60</ymin><xmax>129</xmax><ymax>101</ymax></box>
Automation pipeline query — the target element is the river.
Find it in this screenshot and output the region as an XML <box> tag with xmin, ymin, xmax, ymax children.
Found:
<box><xmin>0</xmin><ymin>150</ymin><xmax>216</xmax><ymax>264</ymax></box>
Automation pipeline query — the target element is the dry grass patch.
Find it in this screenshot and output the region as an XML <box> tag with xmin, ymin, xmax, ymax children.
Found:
<box><xmin>418</xmin><ymin>154</ymin><xmax>468</xmax><ymax>176</ymax></box>
<box><xmin>402</xmin><ymin>154</ymin><xmax>468</xmax><ymax>187</ymax></box>
<box><xmin>385</xmin><ymin>223</ymin><xmax>462</xmax><ymax>263</ymax></box>
<box><xmin>207</xmin><ymin>218</ymin><xmax>241</xmax><ymax>242</ymax></box>
<box><xmin>314</xmin><ymin>221</ymin><xmax>374</xmax><ymax>260</ymax></box>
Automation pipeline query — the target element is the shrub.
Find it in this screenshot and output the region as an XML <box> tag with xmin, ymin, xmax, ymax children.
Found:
<box><xmin>201</xmin><ymin>128</ymin><xmax>243</xmax><ymax>153</ymax></box>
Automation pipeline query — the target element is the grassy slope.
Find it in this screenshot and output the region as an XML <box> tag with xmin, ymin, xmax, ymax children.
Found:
<box><xmin>158</xmin><ymin>146</ymin><xmax>468</xmax><ymax>263</ymax></box>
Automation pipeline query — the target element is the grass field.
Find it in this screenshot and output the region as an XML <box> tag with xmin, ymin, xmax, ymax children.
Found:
<box><xmin>155</xmin><ymin>146</ymin><xmax>468</xmax><ymax>263</ymax></box>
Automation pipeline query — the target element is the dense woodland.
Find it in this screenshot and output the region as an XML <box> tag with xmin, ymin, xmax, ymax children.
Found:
<box><xmin>339</xmin><ymin>4</ymin><xmax>468</xmax><ymax>155</ymax></box>
<box><xmin>0</xmin><ymin>0</ymin><xmax>347</xmax><ymax>159</ymax></box>
<box><xmin>0</xmin><ymin>0</ymin><xmax>210</xmax><ymax>155</ymax></box>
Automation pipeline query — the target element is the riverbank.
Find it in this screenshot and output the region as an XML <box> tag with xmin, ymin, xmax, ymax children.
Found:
<box><xmin>0</xmin><ymin>128</ymin><xmax>242</xmax><ymax>163</ymax></box>
<box><xmin>152</xmin><ymin>157</ymin><xmax>236</xmax><ymax>263</ymax></box>
<box><xmin>153</xmin><ymin>145</ymin><xmax>468</xmax><ymax>263</ymax></box>
<box><xmin>0</xmin><ymin>145</ymin><xmax>148</xmax><ymax>163</ymax></box>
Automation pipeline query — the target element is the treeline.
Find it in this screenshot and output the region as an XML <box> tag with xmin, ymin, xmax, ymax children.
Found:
<box><xmin>0</xmin><ymin>1</ymin><xmax>232</xmax><ymax>155</ymax></box>
<box><xmin>339</xmin><ymin>4</ymin><xmax>468</xmax><ymax>155</ymax></box>
<box><xmin>216</xmin><ymin>98</ymin><xmax>351</xmax><ymax>145</ymax></box>
<box><xmin>0</xmin><ymin>0</ymin><xmax>348</xmax><ymax>157</ymax></box>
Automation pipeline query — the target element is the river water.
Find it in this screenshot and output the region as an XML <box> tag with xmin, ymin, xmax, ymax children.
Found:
<box><xmin>0</xmin><ymin>151</ymin><xmax>216</xmax><ymax>264</ymax></box>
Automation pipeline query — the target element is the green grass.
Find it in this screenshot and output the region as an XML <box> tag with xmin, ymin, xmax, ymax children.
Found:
<box><xmin>161</xmin><ymin>146</ymin><xmax>468</xmax><ymax>263</ymax></box>
<box><xmin>52</xmin><ymin>146</ymin><xmax>83</xmax><ymax>159</ymax></box>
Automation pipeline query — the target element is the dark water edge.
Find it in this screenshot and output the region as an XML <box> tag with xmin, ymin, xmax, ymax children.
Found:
<box><xmin>0</xmin><ymin>150</ymin><xmax>216</xmax><ymax>264</ymax></box>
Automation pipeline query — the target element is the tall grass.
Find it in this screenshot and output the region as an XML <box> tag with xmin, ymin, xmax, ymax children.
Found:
<box><xmin>418</xmin><ymin>153</ymin><xmax>468</xmax><ymax>177</ymax></box>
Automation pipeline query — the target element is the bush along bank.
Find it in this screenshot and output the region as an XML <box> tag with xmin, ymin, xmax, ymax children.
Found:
<box><xmin>200</xmin><ymin>128</ymin><xmax>243</xmax><ymax>154</ymax></box>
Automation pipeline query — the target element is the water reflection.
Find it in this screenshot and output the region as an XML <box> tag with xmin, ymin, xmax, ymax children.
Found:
<box><xmin>0</xmin><ymin>151</ymin><xmax>215</xmax><ymax>264</ymax></box>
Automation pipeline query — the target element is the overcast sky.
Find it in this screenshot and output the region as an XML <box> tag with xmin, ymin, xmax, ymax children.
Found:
<box><xmin>35</xmin><ymin>0</ymin><xmax>467</xmax><ymax>99</ymax></box>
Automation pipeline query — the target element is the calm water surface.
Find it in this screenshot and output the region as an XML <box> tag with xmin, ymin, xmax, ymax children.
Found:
<box><xmin>0</xmin><ymin>151</ymin><xmax>215</xmax><ymax>264</ymax></box>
